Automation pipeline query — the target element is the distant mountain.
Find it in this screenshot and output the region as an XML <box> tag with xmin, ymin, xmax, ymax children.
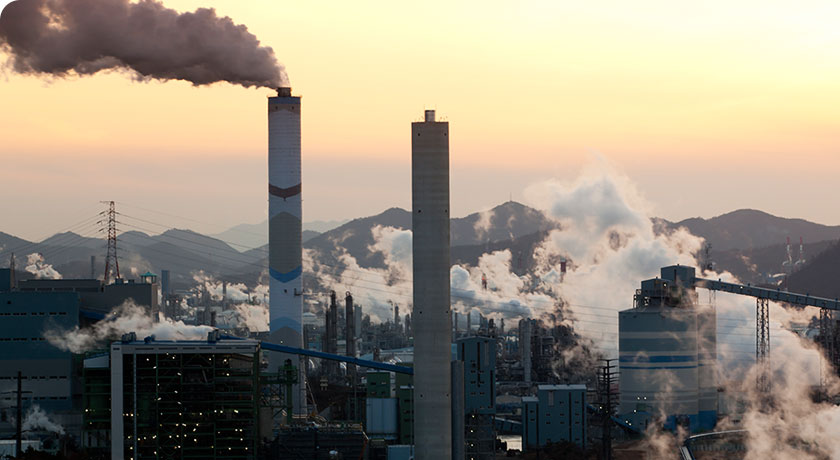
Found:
<box><xmin>302</xmin><ymin>201</ymin><xmax>558</xmax><ymax>270</ymax></box>
<box><xmin>5</xmin><ymin>204</ymin><xmax>839</xmax><ymax>295</ymax></box>
<box><xmin>708</xmin><ymin>240</ymin><xmax>835</xmax><ymax>285</ymax></box>
<box><xmin>786</xmin><ymin>242</ymin><xmax>840</xmax><ymax>299</ymax></box>
<box><xmin>661</xmin><ymin>209</ymin><xmax>840</xmax><ymax>251</ymax></box>
<box><xmin>211</xmin><ymin>220</ymin><xmax>342</xmax><ymax>250</ymax></box>
<box><xmin>0</xmin><ymin>232</ymin><xmax>30</xmax><ymax>252</ymax></box>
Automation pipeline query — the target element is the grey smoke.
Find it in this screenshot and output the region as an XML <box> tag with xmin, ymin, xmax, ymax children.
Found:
<box><xmin>0</xmin><ymin>0</ymin><xmax>286</xmax><ymax>88</ymax></box>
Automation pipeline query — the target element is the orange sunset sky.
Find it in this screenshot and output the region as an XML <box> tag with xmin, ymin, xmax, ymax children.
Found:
<box><xmin>2</xmin><ymin>0</ymin><xmax>839</xmax><ymax>240</ymax></box>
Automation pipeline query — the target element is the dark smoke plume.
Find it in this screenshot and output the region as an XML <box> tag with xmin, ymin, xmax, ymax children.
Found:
<box><xmin>0</xmin><ymin>0</ymin><xmax>286</xmax><ymax>88</ymax></box>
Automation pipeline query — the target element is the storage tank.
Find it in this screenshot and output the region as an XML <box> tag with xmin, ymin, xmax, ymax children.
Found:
<box><xmin>618</xmin><ymin>266</ymin><xmax>717</xmax><ymax>432</ymax></box>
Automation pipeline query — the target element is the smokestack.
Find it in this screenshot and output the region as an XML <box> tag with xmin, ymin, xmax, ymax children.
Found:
<box><xmin>412</xmin><ymin>108</ymin><xmax>451</xmax><ymax>460</ymax></box>
<box><xmin>268</xmin><ymin>86</ymin><xmax>304</xmax><ymax>412</ymax></box>
<box><xmin>345</xmin><ymin>292</ymin><xmax>355</xmax><ymax>358</ymax></box>
<box><xmin>325</xmin><ymin>291</ymin><xmax>338</xmax><ymax>360</ymax></box>
<box><xmin>520</xmin><ymin>319</ymin><xmax>532</xmax><ymax>385</ymax></box>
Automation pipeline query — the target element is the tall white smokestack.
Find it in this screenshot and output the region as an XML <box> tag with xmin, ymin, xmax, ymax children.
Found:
<box><xmin>412</xmin><ymin>109</ymin><xmax>452</xmax><ymax>460</ymax></box>
<box><xmin>268</xmin><ymin>87</ymin><xmax>305</xmax><ymax>412</ymax></box>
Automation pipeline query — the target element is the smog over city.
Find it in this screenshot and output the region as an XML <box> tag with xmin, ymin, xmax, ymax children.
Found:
<box><xmin>1</xmin><ymin>1</ymin><xmax>840</xmax><ymax>459</ymax></box>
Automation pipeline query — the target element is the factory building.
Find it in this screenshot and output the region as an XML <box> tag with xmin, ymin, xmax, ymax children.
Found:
<box><xmin>364</xmin><ymin>369</ymin><xmax>414</xmax><ymax>444</ymax></box>
<box><xmin>0</xmin><ymin>268</ymin><xmax>162</xmax><ymax>444</ymax></box>
<box><xmin>618</xmin><ymin>265</ymin><xmax>717</xmax><ymax>432</ymax></box>
<box><xmin>412</xmin><ymin>108</ymin><xmax>452</xmax><ymax>460</ymax></box>
<box><xmin>0</xmin><ymin>269</ymin><xmax>79</xmax><ymax>414</ymax></box>
<box><xmin>521</xmin><ymin>385</ymin><xmax>587</xmax><ymax>451</ymax></box>
<box><xmin>17</xmin><ymin>276</ymin><xmax>158</xmax><ymax>316</ymax></box>
<box><xmin>90</xmin><ymin>334</ymin><xmax>261</xmax><ymax>460</ymax></box>
<box><xmin>267</xmin><ymin>86</ymin><xmax>305</xmax><ymax>412</ymax></box>
<box><xmin>457</xmin><ymin>336</ymin><xmax>496</xmax><ymax>460</ymax></box>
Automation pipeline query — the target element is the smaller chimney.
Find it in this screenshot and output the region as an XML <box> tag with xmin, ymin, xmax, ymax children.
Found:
<box><xmin>277</xmin><ymin>87</ymin><xmax>292</xmax><ymax>97</ymax></box>
<box><xmin>424</xmin><ymin>109</ymin><xmax>435</xmax><ymax>122</ymax></box>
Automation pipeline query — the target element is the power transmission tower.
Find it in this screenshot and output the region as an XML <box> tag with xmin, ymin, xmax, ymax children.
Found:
<box><xmin>597</xmin><ymin>359</ymin><xmax>618</xmax><ymax>460</ymax></box>
<box><xmin>756</xmin><ymin>298</ymin><xmax>770</xmax><ymax>395</ymax></box>
<box><xmin>100</xmin><ymin>201</ymin><xmax>120</xmax><ymax>284</ymax></box>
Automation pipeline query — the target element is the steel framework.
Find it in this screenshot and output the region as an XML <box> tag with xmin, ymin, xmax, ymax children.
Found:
<box><xmin>100</xmin><ymin>201</ymin><xmax>120</xmax><ymax>284</ymax></box>
<box><xmin>756</xmin><ymin>298</ymin><xmax>770</xmax><ymax>394</ymax></box>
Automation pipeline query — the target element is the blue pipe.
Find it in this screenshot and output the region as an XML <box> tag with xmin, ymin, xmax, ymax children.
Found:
<box><xmin>219</xmin><ymin>334</ymin><xmax>414</xmax><ymax>375</ymax></box>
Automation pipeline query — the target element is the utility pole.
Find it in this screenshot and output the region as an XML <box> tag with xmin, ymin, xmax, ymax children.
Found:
<box><xmin>99</xmin><ymin>201</ymin><xmax>120</xmax><ymax>284</ymax></box>
<box><xmin>16</xmin><ymin>371</ymin><xmax>22</xmax><ymax>458</ymax></box>
<box><xmin>597</xmin><ymin>359</ymin><xmax>618</xmax><ymax>460</ymax></box>
<box><xmin>9</xmin><ymin>253</ymin><xmax>15</xmax><ymax>289</ymax></box>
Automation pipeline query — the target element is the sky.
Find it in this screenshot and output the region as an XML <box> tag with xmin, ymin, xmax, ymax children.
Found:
<box><xmin>2</xmin><ymin>0</ymin><xmax>839</xmax><ymax>241</ymax></box>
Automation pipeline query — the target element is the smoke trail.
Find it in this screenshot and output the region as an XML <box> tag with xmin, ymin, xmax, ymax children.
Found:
<box><xmin>0</xmin><ymin>0</ymin><xmax>286</xmax><ymax>88</ymax></box>
<box><xmin>23</xmin><ymin>404</ymin><xmax>64</xmax><ymax>435</ymax></box>
<box><xmin>233</xmin><ymin>302</ymin><xmax>269</xmax><ymax>332</ymax></box>
<box><xmin>44</xmin><ymin>300</ymin><xmax>213</xmax><ymax>353</ymax></box>
<box><xmin>25</xmin><ymin>252</ymin><xmax>62</xmax><ymax>279</ymax></box>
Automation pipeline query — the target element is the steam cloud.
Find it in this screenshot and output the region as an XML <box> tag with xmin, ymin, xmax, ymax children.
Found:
<box><xmin>0</xmin><ymin>0</ymin><xmax>286</xmax><ymax>88</ymax></box>
<box><xmin>23</xmin><ymin>404</ymin><xmax>64</xmax><ymax>435</ymax></box>
<box><xmin>25</xmin><ymin>252</ymin><xmax>62</xmax><ymax>279</ymax></box>
<box><xmin>44</xmin><ymin>301</ymin><xmax>213</xmax><ymax>353</ymax></box>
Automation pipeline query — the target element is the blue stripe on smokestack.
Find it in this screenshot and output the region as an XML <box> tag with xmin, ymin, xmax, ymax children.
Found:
<box><xmin>269</xmin><ymin>266</ymin><xmax>302</xmax><ymax>283</ymax></box>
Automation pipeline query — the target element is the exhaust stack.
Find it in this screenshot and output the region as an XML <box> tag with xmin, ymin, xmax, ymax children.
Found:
<box><xmin>412</xmin><ymin>108</ymin><xmax>452</xmax><ymax>460</ymax></box>
<box><xmin>267</xmin><ymin>86</ymin><xmax>305</xmax><ymax>412</ymax></box>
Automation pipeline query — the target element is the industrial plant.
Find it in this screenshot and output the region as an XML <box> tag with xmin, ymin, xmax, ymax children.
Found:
<box><xmin>2</xmin><ymin>88</ymin><xmax>840</xmax><ymax>460</ymax></box>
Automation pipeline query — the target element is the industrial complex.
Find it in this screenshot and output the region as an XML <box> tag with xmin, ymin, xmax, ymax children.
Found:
<box><xmin>1</xmin><ymin>87</ymin><xmax>840</xmax><ymax>460</ymax></box>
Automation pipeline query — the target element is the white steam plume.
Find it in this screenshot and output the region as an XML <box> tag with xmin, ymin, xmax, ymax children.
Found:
<box><xmin>25</xmin><ymin>252</ymin><xmax>62</xmax><ymax>279</ymax></box>
<box><xmin>524</xmin><ymin>160</ymin><xmax>703</xmax><ymax>352</ymax></box>
<box><xmin>23</xmin><ymin>404</ymin><xmax>64</xmax><ymax>435</ymax></box>
<box><xmin>233</xmin><ymin>303</ymin><xmax>269</xmax><ymax>332</ymax></box>
<box><xmin>44</xmin><ymin>301</ymin><xmax>213</xmax><ymax>353</ymax></box>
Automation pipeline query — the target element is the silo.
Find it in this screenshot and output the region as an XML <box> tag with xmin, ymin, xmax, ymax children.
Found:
<box><xmin>412</xmin><ymin>109</ymin><xmax>452</xmax><ymax>460</ymax></box>
<box><xmin>267</xmin><ymin>87</ymin><xmax>305</xmax><ymax>412</ymax></box>
<box><xmin>618</xmin><ymin>303</ymin><xmax>700</xmax><ymax>428</ymax></box>
<box><xmin>618</xmin><ymin>266</ymin><xmax>717</xmax><ymax>432</ymax></box>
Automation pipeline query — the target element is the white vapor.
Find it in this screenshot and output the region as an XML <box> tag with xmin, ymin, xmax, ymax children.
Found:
<box><xmin>524</xmin><ymin>160</ymin><xmax>703</xmax><ymax>352</ymax></box>
<box><xmin>25</xmin><ymin>253</ymin><xmax>62</xmax><ymax>279</ymax></box>
<box><xmin>23</xmin><ymin>404</ymin><xmax>64</xmax><ymax>435</ymax></box>
<box><xmin>44</xmin><ymin>301</ymin><xmax>213</xmax><ymax>353</ymax></box>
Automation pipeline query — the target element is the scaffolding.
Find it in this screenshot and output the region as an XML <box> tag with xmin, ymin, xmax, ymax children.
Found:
<box><xmin>259</xmin><ymin>359</ymin><xmax>298</xmax><ymax>436</ymax></box>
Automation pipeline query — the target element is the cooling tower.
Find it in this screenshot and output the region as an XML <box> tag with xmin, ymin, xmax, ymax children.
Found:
<box><xmin>268</xmin><ymin>87</ymin><xmax>304</xmax><ymax>412</ymax></box>
<box><xmin>412</xmin><ymin>109</ymin><xmax>452</xmax><ymax>460</ymax></box>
